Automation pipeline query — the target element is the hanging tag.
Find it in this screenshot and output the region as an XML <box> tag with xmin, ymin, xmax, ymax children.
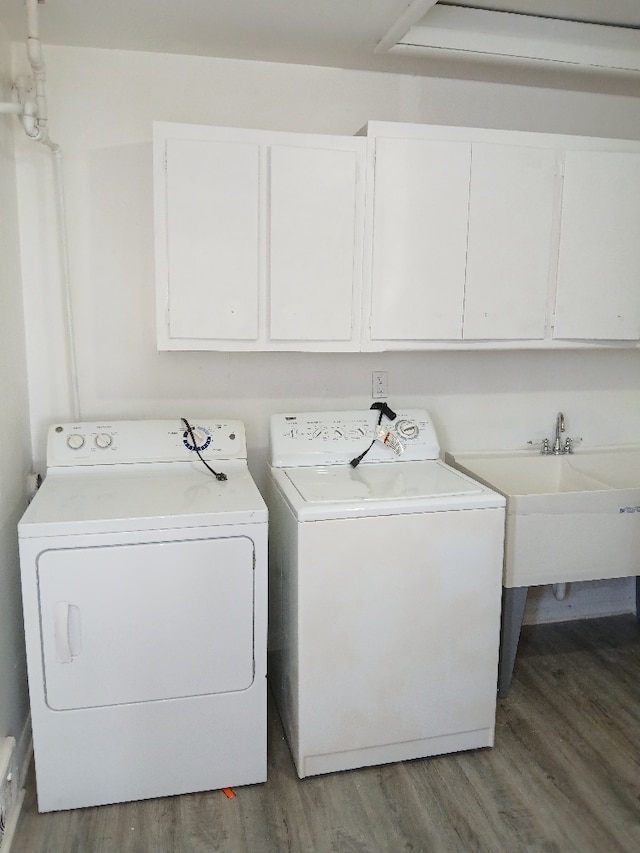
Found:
<box><xmin>375</xmin><ymin>425</ymin><xmax>405</xmax><ymax>456</ymax></box>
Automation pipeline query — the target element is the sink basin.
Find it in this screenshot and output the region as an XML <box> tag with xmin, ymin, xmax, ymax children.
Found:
<box><xmin>568</xmin><ymin>447</ymin><xmax>640</xmax><ymax>490</ymax></box>
<box><xmin>445</xmin><ymin>447</ymin><xmax>640</xmax><ymax>587</ymax></box>
<box><xmin>444</xmin><ymin>453</ymin><xmax>611</xmax><ymax>504</ymax></box>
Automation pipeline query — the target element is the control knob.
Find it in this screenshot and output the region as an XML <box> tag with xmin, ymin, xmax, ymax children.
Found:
<box><xmin>183</xmin><ymin>426</ymin><xmax>211</xmax><ymax>453</ymax></box>
<box><xmin>395</xmin><ymin>420</ymin><xmax>420</xmax><ymax>440</ymax></box>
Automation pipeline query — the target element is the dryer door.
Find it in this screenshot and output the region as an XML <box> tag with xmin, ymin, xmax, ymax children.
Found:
<box><xmin>37</xmin><ymin>536</ymin><xmax>255</xmax><ymax>710</ymax></box>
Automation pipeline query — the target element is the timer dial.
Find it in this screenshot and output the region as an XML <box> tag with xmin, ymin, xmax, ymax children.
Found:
<box><xmin>395</xmin><ymin>419</ymin><xmax>419</xmax><ymax>440</ymax></box>
<box><xmin>183</xmin><ymin>426</ymin><xmax>212</xmax><ymax>453</ymax></box>
<box><xmin>95</xmin><ymin>433</ymin><xmax>113</xmax><ymax>449</ymax></box>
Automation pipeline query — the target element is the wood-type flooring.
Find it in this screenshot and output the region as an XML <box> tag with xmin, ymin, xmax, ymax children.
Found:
<box><xmin>12</xmin><ymin>614</ymin><xmax>640</xmax><ymax>853</ymax></box>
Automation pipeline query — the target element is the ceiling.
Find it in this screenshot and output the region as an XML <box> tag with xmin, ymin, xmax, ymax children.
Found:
<box><xmin>2</xmin><ymin>0</ymin><xmax>640</xmax><ymax>95</ymax></box>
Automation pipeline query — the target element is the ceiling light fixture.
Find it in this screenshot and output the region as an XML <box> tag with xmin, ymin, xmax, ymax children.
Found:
<box><xmin>377</xmin><ymin>2</ymin><xmax>640</xmax><ymax>73</ymax></box>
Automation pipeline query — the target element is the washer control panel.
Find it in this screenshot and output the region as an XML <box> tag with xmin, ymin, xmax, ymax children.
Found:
<box><xmin>47</xmin><ymin>419</ymin><xmax>247</xmax><ymax>466</ymax></box>
<box><xmin>269</xmin><ymin>409</ymin><xmax>440</xmax><ymax>467</ymax></box>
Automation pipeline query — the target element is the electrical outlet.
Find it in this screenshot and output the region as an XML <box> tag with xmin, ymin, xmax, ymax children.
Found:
<box><xmin>372</xmin><ymin>371</ymin><xmax>388</xmax><ymax>399</ymax></box>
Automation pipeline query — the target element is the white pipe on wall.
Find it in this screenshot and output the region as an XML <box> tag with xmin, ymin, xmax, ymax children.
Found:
<box><xmin>23</xmin><ymin>0</ymin><xmax>52</xmax><ymax>145</ymax></box>
<box><xmin>25</xmin><ymin>0</ymin><xmax>39</xmax><ymax>39</ymax></box>
<box><xmin>26</xmin><ymin>37</ymin><xmax>49</xmax><ymax>140</ymax></box>
<box><xmin>19</xmin><ymin>0</ymin><xmax>81</xmax><ymax>421</ymax></box>
<box><xmin>51</xmin><ymin>148</ymin><xmax>81</xmax><ymax>421</ymax></box>
<box><xmin>1</xmin><ymin>0</ymin><xmax>81</xmax><ymax>421</ymax></box>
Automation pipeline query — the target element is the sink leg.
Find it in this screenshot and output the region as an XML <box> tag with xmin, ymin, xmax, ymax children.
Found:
<box><xmin>498</xmin><ymin>586</ymin><xmax>528</xmax><ymax>698</ymax></box>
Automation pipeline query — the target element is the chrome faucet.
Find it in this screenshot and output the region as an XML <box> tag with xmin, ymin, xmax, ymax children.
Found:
<box><xmin>540</xmin><ymin>412</ymin><xmax>572</xmax><ymax>455</ymax></box>
<box><xmin>552</xmin><ymin>412</ymin><xmax>565</xmax><ymax>455</ymax></box>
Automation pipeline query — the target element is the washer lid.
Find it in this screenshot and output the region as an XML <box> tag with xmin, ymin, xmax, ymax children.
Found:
<box><xmin>276</xmin><ymin>460</ymin><xmax>505</xmax><ymax>520</ymax></box>
<box><xmin>18</xmin><ymin>462</ymin><xmax>267</xmax><ymax>537</ymax></box>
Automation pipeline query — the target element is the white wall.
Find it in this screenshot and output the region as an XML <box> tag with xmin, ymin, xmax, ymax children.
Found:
<box><xmin>0</xmin><ymin>22</ymin><xmax>32</xmax><ymax>766</ymax></box>
<box><xmin>13</xmin><ymin>44</ymin><xmax>640</xmax><ymax>622</ymax></box>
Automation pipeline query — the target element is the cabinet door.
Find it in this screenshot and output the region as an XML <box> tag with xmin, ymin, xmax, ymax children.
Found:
<box><xmin>463</xmin><ymin>144</ymin><xmax>557</xmax><ymax>340</ymax></box>
<box><xmin>369</xmin><ymin>137</ymin><xmax>471</xmax><ymax>341</ymax></box>
<box><xmin>268</xmin><ymin>142</ymin><xmax>363</xmax><ymax>345</ymax></box>
<box><xmin>554</xmin><ymin>150</ymin><xmax>640</xmax><ymax>341</ymax></box>
<box><xmin>161</xmin><ymin>137</ymin><xmax>260</xmax><ymax>343</ymax></box>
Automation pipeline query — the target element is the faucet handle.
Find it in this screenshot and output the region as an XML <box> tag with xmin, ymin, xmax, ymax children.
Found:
<box><xmin>564</xmin><ymin>437</ymin><xmax>573</xmax><ymax>454</ymax></box>
<box><xmin>540</xmin><ymin>438</ymin><xmax>551</xmax><ymax>455</ymax></box>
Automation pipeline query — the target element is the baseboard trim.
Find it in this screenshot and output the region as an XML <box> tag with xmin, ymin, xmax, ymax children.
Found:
<box><xmin>1</xmin><ymin>714</ymin><xmax>32</xmax><ymax>852</ymax></box>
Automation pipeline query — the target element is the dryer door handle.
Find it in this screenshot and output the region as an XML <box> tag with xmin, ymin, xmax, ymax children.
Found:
<box><xmin>54</xmin><ymin>601</ymin><xmax>81</xmax><ymax>663</ymax></box>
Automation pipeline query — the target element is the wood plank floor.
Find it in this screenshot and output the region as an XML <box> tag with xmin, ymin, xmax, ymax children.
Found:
<box><xmin>12</xmin><ymin>615</ymin><xmax>640</xmax><ymax>853</ymax></box>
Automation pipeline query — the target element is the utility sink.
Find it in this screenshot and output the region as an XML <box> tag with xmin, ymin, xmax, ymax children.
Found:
<box><xmin>445</xmin><ymin>453</ymin><xmax>611</xmax><ymax>511</ymax></box>
<box><xmin>445</xmin><ymin>447</ymin><xmax>640</xmax><ymax>587</ymax></box>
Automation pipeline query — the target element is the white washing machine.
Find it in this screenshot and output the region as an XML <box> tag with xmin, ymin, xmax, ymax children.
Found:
<box><xmin>18</xmin><ymin>418</ymin><xmax>268</xmax><ymax>812</ymax></box>
<box><xmin>266</xmin><ymin>408</ymin><xmax>506</xmax><ymax>779</ymax></box>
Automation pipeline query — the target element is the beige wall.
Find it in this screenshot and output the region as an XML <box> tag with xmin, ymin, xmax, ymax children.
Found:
<box><xmin>12</xmin><ymin>44</ymin><xmax>640</xmax><ymax>624</ymax></box>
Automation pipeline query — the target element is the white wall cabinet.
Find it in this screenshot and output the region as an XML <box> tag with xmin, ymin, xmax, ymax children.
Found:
<box><xmin>363</xmin><ymin>123</ymin><xmax>559</xmax><ymax>348</ymax></box>
<box><xmin>362</xmin><ymin>122</ymin><xmax>640</xmax><ymax>350</ymax></box>
<box><xmin>368</xmin><ymin>137</ymin><xmax>471</xmax><ymax>341</ymax></box>
<box><xmin>159</xmin><ymin>134</ymin><xmax>261</xmax><ymax>344</ymax></box>
<box><xmin>553</xmin><ymin>149</ymin><xmax>640</xmax><ymax>341</ymax></box>
<box><xmin>154</xmin><ymin>123</ymin><xmax>366</xmax><ymax>351</ymax></box>
<box><xmin>155</xmin><ymin>120</ymin><xmax>640</xmax><ymax>352</ymax></box>
<box><xmin>268</xmin><ymin>143</ymin><xmax>364</xmax><ymax>344</ymax></box>
<box><xmin>463</xmin><ymin>143</ymin><xmax>557</xmax><ymax>341</ymax></box>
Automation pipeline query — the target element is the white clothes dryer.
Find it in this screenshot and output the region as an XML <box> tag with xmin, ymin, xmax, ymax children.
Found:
<box><xmin>18</xmin><ymin>418</ymin><xmax>267</xmax><ymax>812</ymax></box>
<box><xmin>266</xmin><ymin>409</ymin><xmax>506</xmax><ymax>779</ymax></box>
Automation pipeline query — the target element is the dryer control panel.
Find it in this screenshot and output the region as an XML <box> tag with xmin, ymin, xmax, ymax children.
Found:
<box><xmin>269</xmin><ymin>409</ymin><xmax>440</xmax><ymax>467</ymax></box>
<box><xmin>47</xmin><ymin>419</ymin><xmax>247</xmax><ymax>466</ymax></box>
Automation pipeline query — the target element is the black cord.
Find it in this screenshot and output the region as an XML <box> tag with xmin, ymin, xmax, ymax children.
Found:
<box><xmin>350</xmin><ymin>438</ymin><xmax>376</xmax><ymax>468</ymax></box>
<box><xmin>181</xmin><ymin>418</ymin><xmax>227</xmax><ymax>481</ymax></box>
<box><xmin>350</xmin><ymin>402</ymin><xmax>397</xmax><ymax>468</ymax></box>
